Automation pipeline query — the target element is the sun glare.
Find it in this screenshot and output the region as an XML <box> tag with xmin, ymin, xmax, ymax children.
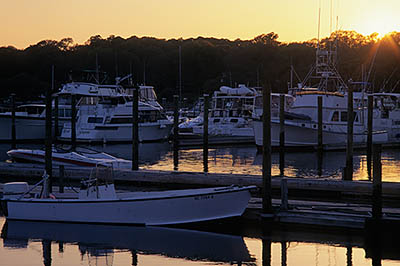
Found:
<box><xmin>357</xmin><ymin>14</ymin><xmax>399</xmax><ymax>38</ymax></box>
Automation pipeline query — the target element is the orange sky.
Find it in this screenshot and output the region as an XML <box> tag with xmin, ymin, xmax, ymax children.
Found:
<box><xmin>1</xmin><ymin>0</ymin><xmax>399</xmax><ymax>49</ymax></box>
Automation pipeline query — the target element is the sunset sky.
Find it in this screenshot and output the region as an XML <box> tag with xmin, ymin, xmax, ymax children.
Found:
<box><xmin>1</xmin><ymin>0</ymin><xmax>399</xmax><ymax>49</ymax></box>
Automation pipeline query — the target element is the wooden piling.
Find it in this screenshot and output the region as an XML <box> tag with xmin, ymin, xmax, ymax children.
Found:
<box><xmin>54</xmin><ymin>96</ymin><xmax>59</xmax><ymax>143</ymax></box>
<box><xmin>45</xmin><ymin>85</ymin><xmax>53</xmax><ymax>193</ymax></box>
<box><xmin>173</xmin><ymin>95</ymin><xmax>179</xmax><ymax>171</ymax></box>
<box><xmin>317</xmin><ymin>96</ymin><xmax>323</xmax><ymax>151</ymax></box>
<box><xmin>345</xmin><ymin>86</ymin><xmax>353</xmax><ymax>180</ymax></box>
<box><xmin>203</xmin><ymin>94</ymin><xmax>209</xmax><ymax>172</ymax></box>
<box><xmin>10</xmin><ymin>93</ymin><xmax>16</xmax><ymax>149</ymax></box>
<box><xmin>262</xmin><ymin>86</ymin><xmax>272</xmax><ymax>213</ymax></box>
<box><xmin>59</xmin><ymin>165</ymin><xmax>64</xmax><ymax>193</ymax></box>
<box><xmin>372</xmin><ymin>144</ymin><xmax>382</xmax><ymax>220</ymax></box>
<box><xmin>71</xmin><ymin>94</ymin><xmax>77</xmax><ymax>151</ymax></box>
<box><xmin>367</xmin><ymin>95</ymin><xmax>373</xmax><ymax>179</ymax></box>
<box><xmin>279</xmin><ymin>94</ymin><xmax>285</xmax><ymax>176</ymax></box>
<box><xmin>132</xmin><ymin>88</ymin><xmax>139</xmax><ymax>171</ymax></box>
<box><xmin>280</xmin><ymin>178</ymin><xmax>288</xmax><ymax>210</ymax></box>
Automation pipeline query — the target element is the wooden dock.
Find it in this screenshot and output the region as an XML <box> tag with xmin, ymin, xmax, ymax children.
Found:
<box><xmin>1</xmin><ymin>162</ymin><xmax>400</xmax><ymax>231</ymax></box>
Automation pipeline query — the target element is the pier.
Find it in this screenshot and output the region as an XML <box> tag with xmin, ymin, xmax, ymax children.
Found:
<box><xmin>1</xmin><ymin>161</ymin><xmax>400</xmax><ymax>232</ymax></box>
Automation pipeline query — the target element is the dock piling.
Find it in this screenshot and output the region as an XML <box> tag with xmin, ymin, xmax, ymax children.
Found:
<box><xmin>173</xmin><ymin>95</ymin><xmax>179</xmax><ymax>171</ymax></box>
<box><xmin>45</xmin><ymin>84</ymin><xmax>53</xmax><ymax>193</ymax></box>
<box><xmin>203</xmin><ymin>94</ymin><xmax>209</xmax><ymax>173</ymax></box>
<box><xmin>279</xmin><ymin>94</ymin><xmax>285</xmax><ymax>176</ymax></box>
<box><xmin>11</xmin><ymin>93</ymin><xmax>16</xmax><ymax>149</ymax></box>
<box><xmin>317</xmin><ymin>96</ymin><xmax>323</xmax><ymax>151</ymax></box>
<box><xmin>372</xmin><ymin>144</ymin><xmax>382</xmax><ymax>220</ymax></box>
<box><xmin>54</xmin><ymin>96</ymin><xmax>59</xmax><ymax>143</ymax></box>
<box><xmin>367</xmin><ymin>95</ymin><xmax>373</xmax><ymax>179</ymax></box>
<box><xmin>280</xmin><ymin>178</ymin><xmax>288</xmax><ymax>210</ymax></box>
<box><xmin>59</xmin><ymin>165</ymin><xmax>64</xmax><ymax>193</ymax></box>
<box><xmin>345</xmin><ymin>87</ymin><xmax>354</xmax><ymax>180</ymax></box>
<box><xmin>132</xmin><ymin>88</ymin><xmax>139</xmax><ymax>171</ymax></box>
<box><xmin>262</xmin><ymin>86</ymin><xmax>272</xmax><ymax>214</ymax></box>
<box><xmin>71</xmin><ymin>94</ymin><xmax>77</xmax><ymax>151</ymax></box>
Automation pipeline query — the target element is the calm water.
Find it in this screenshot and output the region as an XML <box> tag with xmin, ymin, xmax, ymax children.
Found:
<box><xmin>1</xmin><ymin>143</ymin><xmax>400</xmax><ymax>181</ymax></box>
<box><xmin>1</xmin><ymin>143</ymin><xmax>400</xmax><ymax>265</ymax></box>
<box><xmin>1</xmin><ymin>216</ymin><xmax>399</xmax><ymax>266</ymax></box>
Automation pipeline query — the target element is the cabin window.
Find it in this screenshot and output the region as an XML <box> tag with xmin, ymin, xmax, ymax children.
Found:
<box><xmin>340</xmin><ymin>111</ymin><xmax>358</xmax><ymax>122</ymax></box>
<box><xmin>213</xmin><ymin>119</ymin><xmax>220</xmax><ymax>123</ymax></box>
<box><xmin>110</xmin><ymin>117</ymin><xmax>131</xmax><ymax>124</ymax></box>
<box><xmin>88</xmin><ymin>117</ymin><xmax>103</xmax><ymax>123</ymax></box>
<box><xmin>331</xmin><ymin>111</ymin><xmax>339</xmax><ymax>121</ymax></box>
<box><xmin>230</xmin><ymin>118</ymin><xmax>239</xmax><ymax>123</ymax></box>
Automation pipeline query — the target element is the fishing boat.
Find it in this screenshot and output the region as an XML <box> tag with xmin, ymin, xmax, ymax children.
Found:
<box><xmin>0</xmin><ymin>167</ymin><xmax>255</xmax><ymax>225</ymax></box>
<box><xmin>6</xmin><ymin>146</ymin><xmax>131</xmax><ymax>168</ymax></box>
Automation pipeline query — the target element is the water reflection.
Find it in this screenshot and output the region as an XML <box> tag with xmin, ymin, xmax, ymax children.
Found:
<box><xmin>1</xmin><ymin>143</ymin><xmax>399</xmax><ymax>181</ymax></box>
<box><xmin>1</xmin><ymin>219</ymin><xmax>253</xmax><ymax>265</ymax></box>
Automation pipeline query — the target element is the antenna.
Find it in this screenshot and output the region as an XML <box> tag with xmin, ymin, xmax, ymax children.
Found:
<box><xmin>179</xmin><ymin>45</ymin><xmax>182</xmax><ymax>102</ymax></box>
<box><xmin>317</xmin><ymin>4</ymin><xmax>321</xmax><ymax>49</ymax></box>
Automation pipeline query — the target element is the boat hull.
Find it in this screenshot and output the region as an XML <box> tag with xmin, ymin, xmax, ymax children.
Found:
<box><xmin>2</xmin><ymin>186</ymin><xmax>254</xmax><ymax>225</ymax></box>
<box><xmin>60</xmin><ymin>122</ymin><xmax>173</xmax><ymax>143</ymax></box>
<box><xmin>0</xmin><ymin>115</ymin><xmax>67</xmax><ymax>141</ymax></box>
<box><xmin>253</xmin><ymin>120</ymin><xmax>388</xmax><ymax>148</ymax></box>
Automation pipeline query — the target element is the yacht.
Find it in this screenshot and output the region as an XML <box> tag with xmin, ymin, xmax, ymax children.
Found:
<box><xmin>178</xmin><ymin>85</ymin><xmax>259</xmax><ymax>145</ymax></box>
<box><xmin>59</xmin><ymin>91</ymin><xmax>173</xmax><ymax>143</ymax></box>
<box><xmin>252</xmin><ymin>46</ymin><xmax>388</xmax><ymax>149</ymax></box>
<box><xmin>253</xmin><ymin>90</ymin><xmax>388</xmax><ymax>149</ymax></box>
<box><xmin>0</xmin><ymin>103</ymin><xmax>71</xmax><ymax>141</ymax></box>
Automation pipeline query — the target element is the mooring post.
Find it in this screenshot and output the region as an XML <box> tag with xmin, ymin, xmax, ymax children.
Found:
<box><xmin>317</xmin><ymin>96</ymin><xmax>323</xmax><ymax>177</ymax></box>
<box><xmin>71</xmin><ymin>94</ymin><xmax>77</xmax><ymax>151</ymax></box>
<box><xmin>54</xmin><ymin>96</ymin><xmax>59</xmax><ymax>143</ymax></box>
<box><xmin>11</xmin><ymin>93</ymin><xmax>16</xmax><ymax>149</ymax></box>
<box><xmin>173</xmin><ymin>95</ymin><xmax>179</xmax><ymax>171</ymax></box>
<box><xmin>345</xmin><ymin>86</ymin><xmax>354</xmax><ymax>180</ymax></box>
<box><xmin>59</xmin><ymin>165</ymin><xmax>64</xmax><ymax>193</ymax></box>
<box><xmin>203</xmin><ymin>94</ymin><xmax>209</xmax><ymax>172</ymax></box>
<box><xmin>317</xmin><ymin>96</ymin><xmax>323</xmax><ymax>151</ymax></box>
<box><xmin>372</xmin><ymin>143</ymin><xmax>382</xmax><ymax>220</ymax></box>
<box><xmin>45</xmin><ymin>85</ymin><xmax>53</xmax><ymax>193</ymax></box>
<box><xmin>279</xmin><ymin>94</ymin><xmax>285</xmax><ymax>176</ymax></box>
<box><xmin>367</xmin><ymin>95</ymin><xmax>373</xmax><ymax>179</ymax></box>
<box><xmin>281</xmin><ymin>178</ymin><xmax>288</xmax><ymax>210</ymax></box>
<box><xmin>132</xmin><ymin>88</ymin><xmax>139</xmax><ymax>171</ymax></box>
<box><xmin>262</xmin><ymin>86</ymin><xmax>273</xmax><ymax>214</ymax></box>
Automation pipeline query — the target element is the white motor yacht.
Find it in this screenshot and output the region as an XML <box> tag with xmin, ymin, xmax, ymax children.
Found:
<box><xmin>59</xmin><ymin>93</ymin><xmax>173</xmax><ymax>143</ymax></box>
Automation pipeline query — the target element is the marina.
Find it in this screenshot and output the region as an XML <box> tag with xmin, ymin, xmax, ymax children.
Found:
<box><xmin>2</xmin><ymin>15</ymin><xmax>400</xmax><ymax>264</ymax></box>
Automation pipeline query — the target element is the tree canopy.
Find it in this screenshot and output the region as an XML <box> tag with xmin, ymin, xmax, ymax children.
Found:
<box><xmin>1</xmin><ymin>30</ymin><xmax>400</xmax><ymax>103</ymax></box>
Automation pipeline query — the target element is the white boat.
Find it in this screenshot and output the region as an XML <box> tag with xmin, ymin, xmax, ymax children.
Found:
<box><xmin>6</xmin><ymin>147</ymin><xmax>131</xmax><ymax>168</ymax></box>
<box><xmin>178</xmin><ymin>85</ymin><xmax>261</xmax><ymax>145</ymax></box>
<box><xmin>368</xmin><ymin>92</ymin><xmax>400</xmax><ymax>142</ymax></box>
<box><xmin>0</xmin><ymin>104</ymin><xmax>70</xmax><ymax>141</ymax></box>
<box><xmin>59</xmin><ymin>96</ymin><xmax>173</xmax><ymax>143</ymax></box>
<box><xmin>0</xmin><ymin>169</ymin><xmax>255</xmax><ymax>225</ymax></box>
<box><xmin>253</xmin><ymin>90</ymin><xmax>388</xmax><ymax>149</ymax></box>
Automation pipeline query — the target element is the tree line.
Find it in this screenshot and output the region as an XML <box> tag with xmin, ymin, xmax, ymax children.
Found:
<box><xmin>1</xmin><ymin>30</ymin><xmax>400</xmax><ymax>103</ymax></box>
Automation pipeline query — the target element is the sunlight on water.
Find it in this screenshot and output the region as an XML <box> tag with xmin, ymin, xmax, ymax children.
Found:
<box><xmin>1</xmin><ymin>217</ymin><xmax>399</xmax><ymax>266</ymax></box>
<box><xmin>1</xmin><ymin>143</ymin><xmax>399</xmax><ymax>181</ymax></box>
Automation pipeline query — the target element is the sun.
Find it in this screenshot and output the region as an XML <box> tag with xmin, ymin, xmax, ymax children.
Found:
<box><xmin>356</xmin><ymin>12</ymin><xmax>399</xmax><ymax>38</ymax></box>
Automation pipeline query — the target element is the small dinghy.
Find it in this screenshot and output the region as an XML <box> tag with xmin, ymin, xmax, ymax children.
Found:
<box><xmin>0</xmin><ymin>167</ymin><xmax>256</xmax><ymax>225</ymax></box>
<box><xmin>7</xmin><ymin>146</ymin><xmax>131</xmax><ymax>168</ymax></box>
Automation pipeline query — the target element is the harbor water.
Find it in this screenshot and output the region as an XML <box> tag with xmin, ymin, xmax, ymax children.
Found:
<box><xmin>0</xmin><ymin>215</ymin><xmax>399</xmax><ymax>266</ymax></box>
<box><xmin>1</xmin><ymin>142</ymin><xmax>400</xmax><ymax>265</ymax></box>
<box><xmin>2</xmin><ymin>143</ymin><xmax>399</xmax><ymax>181</ymax></box>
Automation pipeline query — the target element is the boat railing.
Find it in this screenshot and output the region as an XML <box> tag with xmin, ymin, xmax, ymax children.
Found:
<box><xmin>17</xmin><ymin>171</ymin><xmax>49</xmax><ymax>200</ymax></box>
